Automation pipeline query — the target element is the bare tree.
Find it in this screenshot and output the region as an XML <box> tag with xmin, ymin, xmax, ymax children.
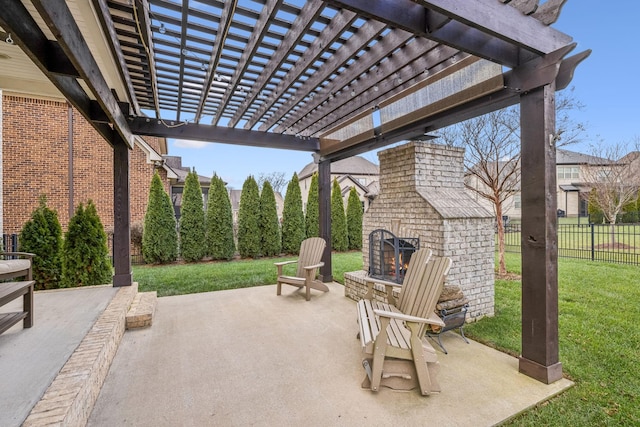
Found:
<box><xmin>582</xmin><ymin>137</ymin><xmax>640</xmax><ymax>245</ymax></box>
<box><xmin>256</xmin><ymin>172</ymin><xmax>287</xmax><ymax>194</ymax></box>
<box><xmin>440</xmin><ymin>89</ymin><xmax>586</xmax><ymax>276</ymax></box>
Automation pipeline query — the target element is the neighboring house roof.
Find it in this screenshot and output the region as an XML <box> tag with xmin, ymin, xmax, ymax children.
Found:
<box><xmin>556</xmin><ymin>149</ymin><xmax>610</xmax><ymax>165</ymax></box>
<box><xmin>162</xmin><ymin>155</ymin><xmax>211</xmax><ymax>185</ymax></box>
<box><xmin>365</xmin><ymin>181</ymin><xmax>380</xmax><ymax>198</ymax></box>
<box><xmin>298</xmin><ymin>155</ymin><xmax>379</xmax><ymax>180</ymax></box>
<box><xmin>337</xmin><ymin>175</ymin><xmax>370</xmax><ymax>196</ymax></box>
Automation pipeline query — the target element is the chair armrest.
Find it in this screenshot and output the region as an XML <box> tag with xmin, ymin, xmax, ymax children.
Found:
<box><xmin>364</xmin><ymin>276</ymin><xmax>401</xmax><ymax>305</ymax></box>
<box><xmin>274</xmin><ymin>260</ymin><xmax>298</xmax><ymax>267</ymax></box>
<box><xmin>364</xmin><ymin>276</ymin><xmax>402</xmax><ymax>289</ymax></box>
<box><xmin>373</xmin><ymin>308</ymin><xmax>445</xmax><ymax>327</ymax></box>
<box><xmin>303</xmin><ymin>262</ymin><xmax>324</xmax><ymax>271</ymax></box>
<box><xmin>1</xmin><ymin>252</ymin><xmax>35</xmax><ymax>259</ymax></box>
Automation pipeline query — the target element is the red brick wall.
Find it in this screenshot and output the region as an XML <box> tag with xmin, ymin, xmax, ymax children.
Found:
<box><xmin>2</xmin><ymin>94</ymin><xmax>166</xmax><ymax>235</ymax></box>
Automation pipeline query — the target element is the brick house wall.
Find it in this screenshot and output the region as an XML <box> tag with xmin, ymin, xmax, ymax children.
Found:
<box><xmin>1</xmin><ymin>93</ymin><xmax>167</xmax><ymax>235</ymax></box>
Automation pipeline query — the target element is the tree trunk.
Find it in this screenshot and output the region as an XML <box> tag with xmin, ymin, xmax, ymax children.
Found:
<box><xmin>496</xmin><ymin>201</ymin><xmax>507</xmax><ymax>276</ymax></box>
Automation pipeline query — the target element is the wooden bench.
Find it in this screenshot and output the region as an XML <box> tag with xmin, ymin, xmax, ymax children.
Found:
<box><xmin>0</xmin><ymin>252</ymin><xmax>34</xmax><ymax>281</ymax></box>
<box><xmin>356</xmin><ymin>249</ymin><xmax>451</xmax><ymax>395</ymax></box>
<box><xmin>0</xmin><ymin>280</ymin><xmax>35</xmax><ymax>335</ymax></box>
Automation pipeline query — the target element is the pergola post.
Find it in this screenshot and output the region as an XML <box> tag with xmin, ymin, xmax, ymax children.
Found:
<box><xmin>318</xmin><ymin>159</ymin><xmax>333</xmax><ymax>282</ymax></box>
<box><xmin>519</xmin><ymin>82</ymin><xmax>562</xmax><ymax>383</ymax></box>
<box><xmin>112</xmin><ymin>137</ymin><xmax>132</xmax><ymax>287</ymax></box>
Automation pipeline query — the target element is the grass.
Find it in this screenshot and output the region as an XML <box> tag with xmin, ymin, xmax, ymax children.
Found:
<box><xmin>132</xmin><ymin>250</ymin><xmax>640</xmax><ymax>425</ymax></box>
<box><xmin>132</xmin><ymin>250</ymin><xmax>363</xmax><ymax>296</ymax></box>
<box><xmin>468</xmin><ymin>252</ymin><xmax>640</xmax><ymax>426</ymax></box>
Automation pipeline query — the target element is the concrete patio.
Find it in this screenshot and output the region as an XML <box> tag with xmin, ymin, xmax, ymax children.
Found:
<box><xmin>1</xmin><ymin>282</ymin><xmax>573</xmax><ymax>426</ymax></box>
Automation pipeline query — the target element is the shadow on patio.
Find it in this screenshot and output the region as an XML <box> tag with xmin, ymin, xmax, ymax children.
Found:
<box><xmin>86</xmin><ymin>282</ymin><xmax>572</xmax><ymax>426</ymax></box>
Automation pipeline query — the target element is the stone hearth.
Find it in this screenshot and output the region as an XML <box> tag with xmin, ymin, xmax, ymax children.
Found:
<box><xmin>345</xmin><ymin>141</ymin><xmax>495</xmax><ymax>320</ymax></box>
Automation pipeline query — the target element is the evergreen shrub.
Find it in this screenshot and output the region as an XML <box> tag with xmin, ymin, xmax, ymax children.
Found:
<box><xmin>331</xmin><ymin>179</ymin><xmax>348</xmax><ymax>251</ymax></box>
<box><xmin>346</xmin><ymin>186</ymin><xmax>363</xmax><ymax>250</ymax></box>
<box><xmin>62</xmin><ymin>201</ymin><xmax>112</xmax><ymax>287</ymax></box>
<box><xmin>19</xmin><ymin>195</ymin><xmax>63</xmax><ymax>290</ymax></box>
<box><xmin>206</xmin><ymin>174</ymin><xmax>236</xmax><ymax>260</ymax></box>
<box><xmin>260</xmin><ymin>181</ymin><xmax>281</xmax><ymax>257</ymax></box>
<box><xmin>142</xmin><ymin>171</ymin><xmax>178</xmax><ymax>263</ymax></box>
<box><xmin>179</xmin><ymin>171</ymin><xmax>206</xmax><ymax>262</ymax></box>
<box><xmin>281</xmin><ymin>172</ymin><xmax>305</xmax><ymax>254</ymax></box>
<box><xmin>237</xmin><ymin>176</ymin><xmax>261</xmax><ymax>258</ymax></box>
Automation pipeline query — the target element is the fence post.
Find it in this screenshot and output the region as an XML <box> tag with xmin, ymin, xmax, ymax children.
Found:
<box><xmin>590</xmin><ymin>224</ymin><xmax>595</xmax><ymax>261</ymax></box>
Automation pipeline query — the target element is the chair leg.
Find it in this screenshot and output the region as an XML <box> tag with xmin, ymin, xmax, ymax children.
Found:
<box><xmin>370</xmin><ymin>318</ymin><xmax>390</xmax><ymax>392</ymax></box>
<box><xmin>409</xmin><ymin>323</ymin><xmax>433</xmax><ymax>395</ymax></box>
<box><xmin>276</xmin><ymin>281</ymin><xmax>282</xmax><ymax>296</ymax></box>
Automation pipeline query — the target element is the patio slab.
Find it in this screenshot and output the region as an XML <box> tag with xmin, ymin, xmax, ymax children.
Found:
<box><xmin>89</xmin><ymin>282</ymin><xmax>573</xmax><ymax>426</ymax></box>
<box><xmin>0</xmin><ymin>285</ymin><xmax>118</xmax><ymax>427</ymax></box>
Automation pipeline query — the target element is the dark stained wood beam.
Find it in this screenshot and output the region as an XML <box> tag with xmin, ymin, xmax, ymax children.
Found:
<box><xmin>319</xmin><ymin>45</ymin><xmax>586</xmax><ymax>161</ymax></box>
<box><xmin>32</xmin><ymin>0</ymin><xmax>134</xmax><ymax>148</ymax></box>
<box><xmin>0</xmin><ymin>0</ymin><xmax>117</xmax><ymax>146</ymax></box>
<box><xmin>244</xmin><ymin>9</ymin><xmax>362</xmax><ymax>130</ymax></box>
<box><xmin>302</xmin><ymin>43</ymin><xmax>457</xmax><ymax>137</ymax></box>
<box><xmin>208</xmin><ymin>0</ymin><xmax>283</xmax><ymax>126</ymax></box>
<box><xmin>318</xmin><ymin>159</ymin><xmax>333</xmax><ymax>282</ymax></box>
<box><xmin>255</xmin><ymin>18</ymin><xmax>386</xmax><ymax>132</ymax></box>
<box><xmin>271</xmin><ymin>28</ymin><xmax>415</xmax><ymax>134</ymax></box>
<box><xmin>128</xmin><ymin>117</ymin><xmax>319</xmax><ymax>151</ymax></box>
<box><xmin>519</xmin><ymin>81</ymin><xmax>563</xmax><ymax>384</ymax></box>
<box><xmin>113</xmin><ymin>137</ymin><xmax>132</xmax><ymax>287</ymax></box>
<box><xmin>92</xmin><ymin>0</ymin><xmax>141</xmax><ymax>116</ymax></box>
<box><xmin>328</xmin><ymin>0</ymin><xmax>573</xmax><ymax>67</ymax></box>
<box><xmin>226</xmin><ymin>1</ymin><xmax>326</xmax><ymax>128</ymax></box>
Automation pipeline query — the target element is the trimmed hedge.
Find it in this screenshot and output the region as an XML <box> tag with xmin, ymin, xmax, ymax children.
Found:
<box><xmin>281</xmin><ymin>172</ymin><xmax>305</xmax><ymax>254</ymax></box>
<box><xmin>142</xmin><ymin>171</ymin><xmax>178</xmax><ymax>264</ymax></box>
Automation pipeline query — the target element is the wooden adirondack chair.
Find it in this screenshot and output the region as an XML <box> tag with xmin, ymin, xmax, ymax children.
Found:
<box><xmin>357</xmin><ymin>248</ymin><xmax>452</xmax><ymax>395</ymax></box>
<box><xmin>275</xmin><ymin>237</ymin><xmax>329</xmax><ymax>301</ymax></box>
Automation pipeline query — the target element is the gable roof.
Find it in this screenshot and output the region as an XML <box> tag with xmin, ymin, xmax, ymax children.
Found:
<box><xmin>556</xmin><ymin>149</ymin><xmax>610</xmax><ymax>166</ymax></box>
<box><xmin>298</xmin><ymin>156</ymin><xmax>379</xmax><ymax>180</ymax></box>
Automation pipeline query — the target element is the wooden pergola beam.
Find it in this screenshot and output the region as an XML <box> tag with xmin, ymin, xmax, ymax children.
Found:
<box><xmin>32</xmin><ymin>0</ymin><xmax>134</xmax><ymax>148</ymax></box>
<box><xmin>128</xmin><ymin>117</ymin><xmax>319</xmax><ymax>151</ymax></box>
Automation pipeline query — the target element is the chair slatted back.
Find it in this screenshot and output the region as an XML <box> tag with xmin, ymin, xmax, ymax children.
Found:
<box><xmin>295</xmin><ymin>237</ymin><xmax>326</xmax><ymax>278</ymax></box>
<box><xmin>395</xmin><ymin>248</ymin><xmax>432</xmax><ymax>309</ymax></box>
<box><xmin>398</xmin><ymin>253</ymin><xmax>452</xmax><ymax>332</ymax></box>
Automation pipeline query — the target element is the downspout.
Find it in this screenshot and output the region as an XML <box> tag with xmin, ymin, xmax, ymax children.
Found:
<box><xmin>68</xmin><ymin>102</ymin><xmax>74</xmax><ymax>219</ymax></box>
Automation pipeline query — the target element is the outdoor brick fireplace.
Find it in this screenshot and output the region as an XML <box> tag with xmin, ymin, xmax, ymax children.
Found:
<box><xmin>368</xmin><ymin>228</ymin><xmax>419</xmax><ymax>284</ymax></box>
<box><xmin>345</xmin><ymin>141</ymin><xmax>495</xmax><ymax>320</ymax></box>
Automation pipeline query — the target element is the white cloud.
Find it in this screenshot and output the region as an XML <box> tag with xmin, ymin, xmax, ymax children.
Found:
<box><xmin>173</xmin><ymin>139</ymin><xmax>209</xmax><ymax>149</ymax></box>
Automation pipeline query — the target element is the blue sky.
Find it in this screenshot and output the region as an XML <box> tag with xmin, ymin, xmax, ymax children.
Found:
<box><xmin>168</xmin><ymin>1</ymin><xmax>639</xmax><ymax>189</ymax></box>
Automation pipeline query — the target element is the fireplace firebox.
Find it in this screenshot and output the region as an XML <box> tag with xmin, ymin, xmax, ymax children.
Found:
<box><xmin>368</xmin><ymin>229</ymin><xmax>419</xmax><ymax>284</ymax></box>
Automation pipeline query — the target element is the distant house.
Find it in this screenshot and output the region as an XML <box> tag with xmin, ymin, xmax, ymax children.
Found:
<box><xmin>162</xmin><ymin>156</ymin><xmax>211</xmax><ymax>220</ymax></box>
<box><xmin>298</xmin><ymin>156</ymin><xmax>379</xmax><ymax>212</ymax></box>
<box><xmin>466</xmin><ymin>148</ymin><xmax>619</xmax><ymax>220</ymax></box>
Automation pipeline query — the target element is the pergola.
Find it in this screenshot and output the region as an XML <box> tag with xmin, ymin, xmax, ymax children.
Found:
<box><xmin>0</xmin><ymin>0</ymin><xmax>589</xmax><ymax>384</ymax></box>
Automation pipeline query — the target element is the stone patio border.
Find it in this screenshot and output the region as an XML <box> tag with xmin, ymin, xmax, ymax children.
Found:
<box><xmin>22</xmin><ymin>283</ymin><xmax>137</xmax><ymax>427</ymax></box>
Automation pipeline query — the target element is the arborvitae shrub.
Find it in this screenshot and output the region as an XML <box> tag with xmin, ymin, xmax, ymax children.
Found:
<box><xmin>62</xmin><ymin>201</ymin><xmax>112</xmax><ymax>287</ymax></box>
<box><xmin>346</xmin><ymin>186</ymin><xmax>363</xmax><ymax>250</ymax></box>
<box><xmin>331</xmin><ymin>178</ymin><xmax>348</xmax><ymax>251</ymax></box>
<box><xmin>305</xmin><ymin>172</ymin><xmax>319</xmax><ymax>238</ymax></box>
<box><xmin>206</xmin><ymin>174</ymin><xmax>236</xmax><ymax>260</ymax></box>
<box><xmin>179</xmin><ymin>170</ymin><xmax>206</xmax><ymax>262</ymax></box>
<box><xmin>260</xmin><ymin>181</ymin><xmax>281</xmax><ymax>257</ymax></box>
<box><xmin>237</xmin><ymin>176</ymin><xmax>261</xmax><ymax>258</ymax></box>
<box><xmin>142</xmin><ymin>171</ymin><xmax>178</xmax><ymax>263</ymax></box>
<box><xmin>281</xmin><ymin>172</ymin><xmax>305</xmax><ymax>254</ymax></box>
<box><xmin>19</xmin><ymin>195</ymin><xmax>62</xmax><ymax>290</ymax></box>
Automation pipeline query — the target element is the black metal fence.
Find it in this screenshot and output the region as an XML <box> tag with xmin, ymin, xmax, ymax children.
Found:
<box><xmin>501</xmin><ymin>223</ymin><xmax>640</xmax><ymax>265</ymax></box>
<box><xmin>3</xmin><ymin>234</ymin><xmax>145</xmax><ymax>265</ymax></box>
<box><xmin>2</xmin><ymin>233</ymin><xmax>19</xmax><ymax>253</ymax></box>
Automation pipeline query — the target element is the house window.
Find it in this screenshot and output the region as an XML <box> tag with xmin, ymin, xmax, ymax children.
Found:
<box><xmin>557</xmin><ymin>166</ymin><xmax>580</xmax><ymax>180</ymax></box>
<box><xmin>514</xmin><ymin>194</ymin><xmax>521</xmax><ymax>209</ymax></box>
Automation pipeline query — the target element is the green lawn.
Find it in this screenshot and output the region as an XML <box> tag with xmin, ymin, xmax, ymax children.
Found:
<box><xmin>132</xmin><ymin>250</ymin><xmax>363</xmax><ymax>296</ymax></box>
<box><xmin>132</xmin><ymin>251</ymin><xmax>640</xmax><ymax>425</ymax></box>
<box><xmin>470</xmin><ymin>252</ymin><xmax>640</xmax><ymax>426</ymax></box>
